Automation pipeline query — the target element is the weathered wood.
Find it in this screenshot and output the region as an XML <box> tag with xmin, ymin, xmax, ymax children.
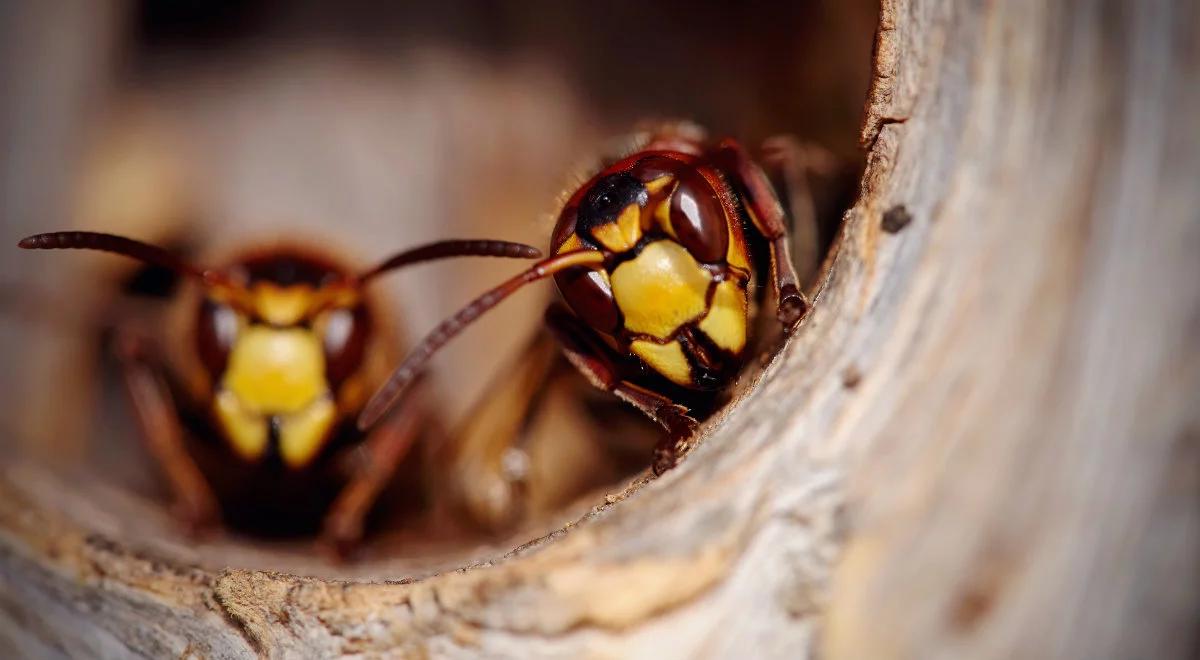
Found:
<box><xmin>3</xmin><ymin>0</ymin><xmax>1198</xmax><ymax>657</ymax></box>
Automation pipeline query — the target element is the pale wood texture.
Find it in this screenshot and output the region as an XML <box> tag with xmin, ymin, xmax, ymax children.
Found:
<box><xmin>3</xmin><ymin>0</ymin><xmax>1199</xmax><ymax>658</ymax></box>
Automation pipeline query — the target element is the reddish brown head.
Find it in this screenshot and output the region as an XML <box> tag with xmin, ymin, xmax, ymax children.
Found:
<box><xmin>19</xmin><ymin>231</ymin><xmax>541</xmax><ymax>468</ymax></box>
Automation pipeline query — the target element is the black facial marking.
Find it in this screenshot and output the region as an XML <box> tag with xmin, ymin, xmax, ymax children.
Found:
<box><xmin>265</xmin><ymin>416</ymin><xmax>283</xmax><ymax>467</ymax></box>
<box><xmin>677</xmin><ymin>327</ymin><xmax>732</xmax><ymax>390</ymax></box>
<box><xmin>576</xmin><ymin>172</ymin><xmax>648</xmax><ymax>241</ymax></box>
<box><xmin>237</xmin><ymin>252</ymin><xmax>346</xmax><ymax>287</ymax></box>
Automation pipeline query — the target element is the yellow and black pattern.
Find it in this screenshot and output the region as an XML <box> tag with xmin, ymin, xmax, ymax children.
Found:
<box><xmin>555</xmin><ymin>166</ymin><xmax>753</xmax><ymax>389</ymax></box>
<box><xmin>210</xmin><ymin>282</ymin><xmax>342</xmax><ymax>468</ymax></box>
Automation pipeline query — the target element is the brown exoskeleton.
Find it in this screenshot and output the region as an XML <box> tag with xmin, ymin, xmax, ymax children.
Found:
<box><xmin>16</xmin><ymin>231</ymin><xmax>540</xmax><ymax>555</ymax></box>
<box><xmin>360</xmin><ymin>123</ymin><xmax>827</xmax><ymax>499</ymax></box>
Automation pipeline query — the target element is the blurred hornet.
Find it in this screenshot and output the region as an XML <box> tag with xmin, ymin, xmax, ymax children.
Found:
<box><xmin>360</xmin><ymin>123</ymin><xmax>818</xmax><ymax>477</ymax></box>
<box><xmin>17</xmin><ymin>231</ymin><xmax>540</xmax><ymax>554</ymax></box>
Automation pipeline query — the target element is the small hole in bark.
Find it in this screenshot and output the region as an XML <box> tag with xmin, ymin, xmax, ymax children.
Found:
<box><xmin>842</xmin><ymin>366</ymin><xmax>863</xmax><ymax>389</ymax></box>
<box><xmin>882</xmin><ymin>205</ymin><xmax>914</xmax><ymax>233</ymax></box>
<box><xmin>950</xmin><ymin>584</ymin><xmax>997</xmax><ymax>632</ymax></box>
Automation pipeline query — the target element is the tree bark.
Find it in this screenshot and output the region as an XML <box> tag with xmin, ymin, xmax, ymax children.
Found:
<box><xmin>2</xmin><ymin>0</ymin><xmax>1198</xmax><ymax>658</ymax></box>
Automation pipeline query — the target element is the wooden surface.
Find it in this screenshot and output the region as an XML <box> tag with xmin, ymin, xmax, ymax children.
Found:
<box><xmin>3</xmin><ymin>0</ymin><xmax>1199</xmax><ymax>657</ymax></box>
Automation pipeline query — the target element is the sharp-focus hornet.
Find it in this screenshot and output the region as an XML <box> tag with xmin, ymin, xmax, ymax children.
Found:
<box><xmin>359</xmin><ymin>124</ymin><xmax>815</xmax><ymax>476</ymax></box>
<box><xmin>17</xmin><ymin>231</ymin><xmax>541</xmax><ymax>554</ymax></box>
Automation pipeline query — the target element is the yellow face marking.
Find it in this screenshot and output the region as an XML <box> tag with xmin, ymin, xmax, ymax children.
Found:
<box><xmin>631</xmin><ymin>339</ymin><xmax>692</xmax><ymax>386</ymax></box>
<box><xmin>726</xmin><ymin>224</ymin><xmax>750</xmax><ymax>272</ymax></box>
<box><xmin>306</xmin><ymin>283</ymin><xmax>360</xmax><ymax>316</ymax></box>
<box><xmin>278</xmin><ymin>396</ymin><xmax>337</xmax><ymax>468</ymax></box>
<box><xmin>697</xmin><ymin>279</ymin><xmax>748</xmax><ymax>354</ymax></box>
<box><xmin>221</xmin><ymin>326</ymin><xmax>327</xmax><ymax>414</ymax></box>
<box><xmin>557</xmin><ymin>233</ymin><xmax>583</xmax><ymax>254</ymax></box>
<box><xmin>214</xmin><ymin>325</ymin><xmax>339</xmax><ymax>466</ymax></box>
<box><xmin>655</xmin><ymin>200</ymin><xmax>676</xmax><ymax>239</ymax></box>
<box><xmin>214</xmin><ymin>389</ymin><xmax>269</xmax><ymax>461</ymax></box>
<box><xmin>591</xmin><ymin>203</ymin><xmax>644</xmax><ymax>252</ymax></box>
<box><xmin>647</xmin><ymin>176</ymin><xmax>679</xmax><ymax>239</ymax></box>
<box><xmin>253</xmin><ymin>283</ymin><xmax>315</xmax><ymax>326</ymax></box>
<box><xmin>610</xmin><ymin>240</ymin><xmax>711</xmax><ymax>339</ymax></box>
<box><xmin>644</xmin><ymin>175</ymin><xmax>674</xmax><ymax>194</ymax></box>
<box><xmin>208</xmin><ymin>283</ymin><xmax>257</xmax><ymax>311</ymax></box>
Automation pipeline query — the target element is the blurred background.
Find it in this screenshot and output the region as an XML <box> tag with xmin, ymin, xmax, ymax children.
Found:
<box><xmin>0</xmin><ymin>0</ymin><xmax>876</xmax><ymax>573</ymax></box>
